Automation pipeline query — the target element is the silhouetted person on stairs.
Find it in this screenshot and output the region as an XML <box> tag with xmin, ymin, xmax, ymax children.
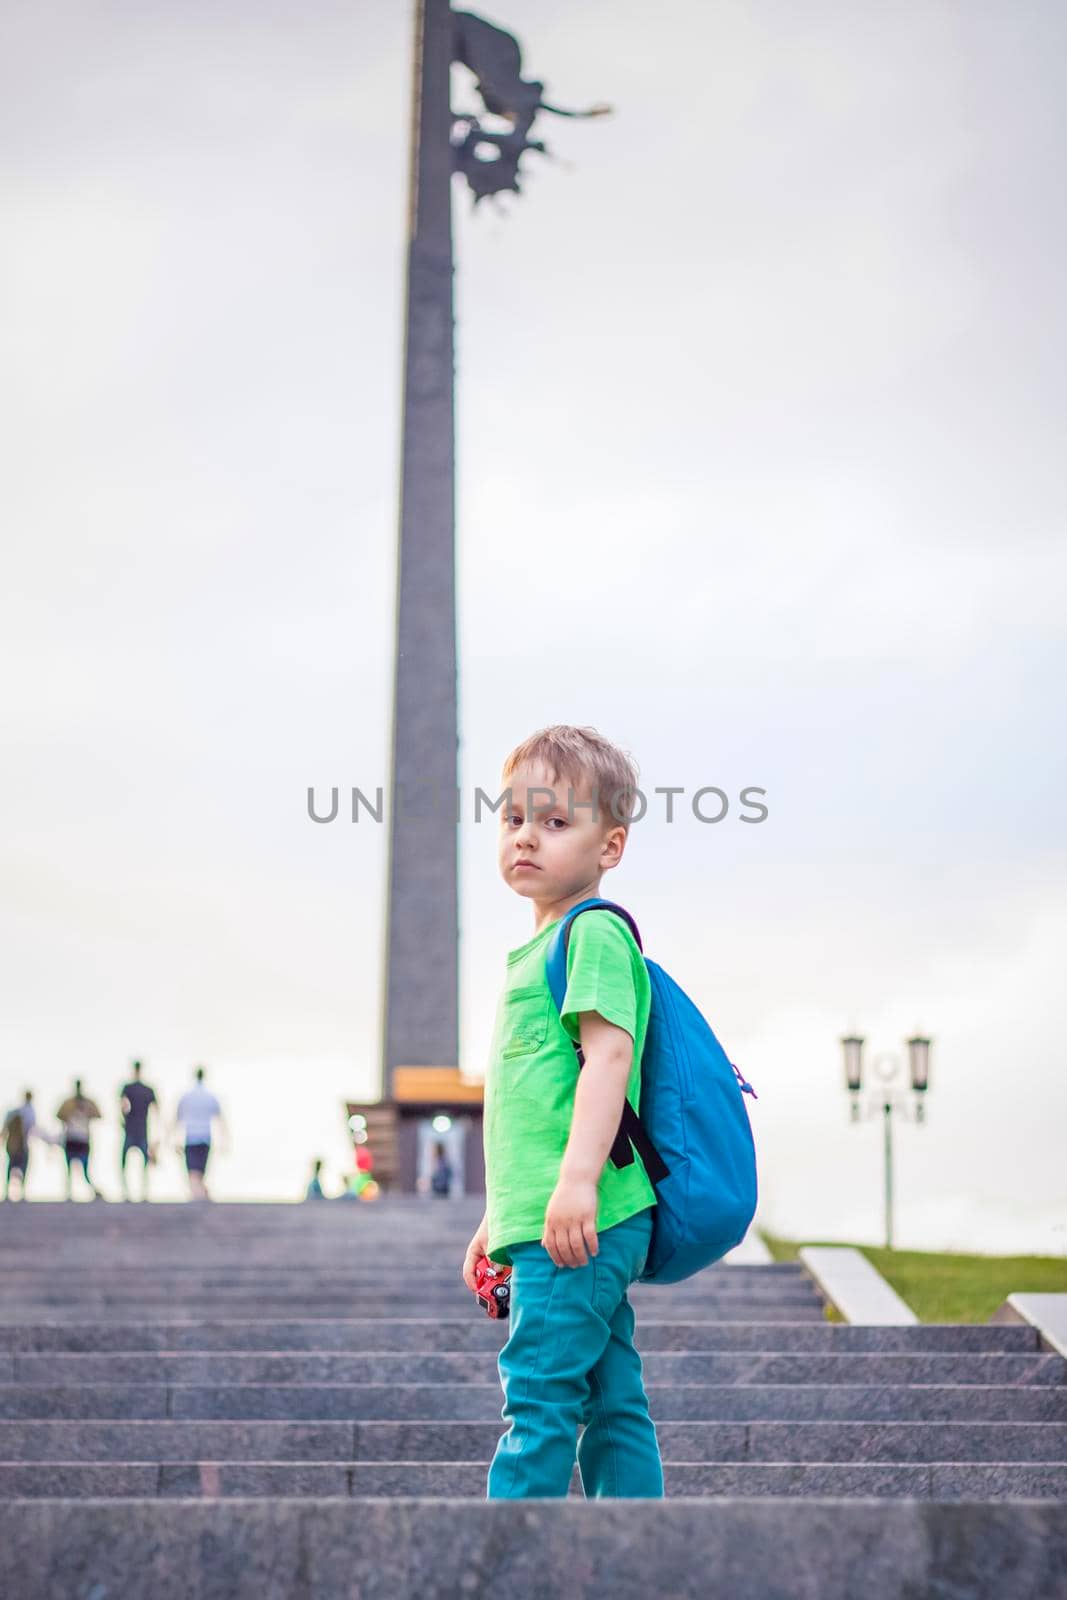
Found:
<box><xmin>56</xmin><ymin>1080</ymin><xmax>103</xmax><ymax>1200</ymax></box>
<box><xmin>119</xmin><ymin>1059</ymin><xmax>158</xmax><ymax>1202</ymax></box>
<box><xmin>174</xmin><ymin>1066</ymin><xmax>226</xmax><ymax>1201</ymax></box>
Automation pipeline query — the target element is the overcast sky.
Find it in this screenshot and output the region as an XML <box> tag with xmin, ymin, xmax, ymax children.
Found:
<box><xmin>2</xmin><ymin>0</ymin><xmax>1064</xmax><ymax>1249</ymax></box>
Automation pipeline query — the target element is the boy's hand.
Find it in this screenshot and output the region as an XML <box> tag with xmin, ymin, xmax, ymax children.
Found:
<box><xmin>462</xmin><ymin>1214</ymin><xmax>490</xmax><ymax>1291</ymax></box>
<box><xmin>542</xmin><ymin>1176</ymin><xmax>599</xmax><ymax>1268</ymax></box>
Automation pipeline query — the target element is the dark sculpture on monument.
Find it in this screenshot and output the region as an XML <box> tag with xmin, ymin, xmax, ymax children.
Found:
<box><xmin>451</xmin><ymin>10</ymin><xmax>611</xmax><ymax>204</ymax></box>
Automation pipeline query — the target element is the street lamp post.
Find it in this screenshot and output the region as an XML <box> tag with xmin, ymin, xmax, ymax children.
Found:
<box><xmin>840</xmin><ymin>1034</ymin><xmax>933</xmax><ymax>1250</ymax></box>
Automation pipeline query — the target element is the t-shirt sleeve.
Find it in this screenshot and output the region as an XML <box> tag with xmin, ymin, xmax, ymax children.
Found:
<box><xmin>559</xmin><ymin>910</ymin><xmax>642</xmax><ymax>1046</ymax></box>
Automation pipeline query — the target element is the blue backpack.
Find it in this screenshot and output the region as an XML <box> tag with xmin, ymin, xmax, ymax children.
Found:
<box><xmin>545</xmin><ymin>897</ymin><xmax>759</xmax><ymax>1285</ymax></box>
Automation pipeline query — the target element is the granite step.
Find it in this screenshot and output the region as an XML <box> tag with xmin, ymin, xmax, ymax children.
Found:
<box><xmin>0</xmin><ymin>1258</ymin><xmax>812</xmax><ymax>1277</ymax></box>
<box><xmin>1</xmin><ymin>1271</ymin><xmax>815</xmax><ymax>1298</ymax></box>
<box><xmin>0</xmin><ymin>1209</ymin><xmax>488</xmax><ymax>1216</ymax></box>
<box><xmin>1</xmin><ymin>1459</ymin><xmax>1065</xmax><ymax>1501</ymax></box>
<box><xmin>1</xmin><ymin>1281</ymin><xmax>823</xmax><ymax>1305</ymax></box>
<box><xmin>0</xmin><ymin>1301</ymin><xmax>828</xmax><ymax>1324</ymax></box>
<box><xmin>1</xmin><ymin>1418</ymin><xmax>1064</xmax><ymax>1462</ymax></box>
<box><xmin>0</xmin><ymin>1257</ymin><xmax>806</xmax><ymax>1273</ymax></box>
<box><xmin>2</xmin><ymin>1250</ymin><xmax>725</xmax><ymax>1266</ymax></box>
<box><xmin>2</xmin><ymin>1381</ymin><xmax>1065</xmax><ymax>1422</ymax></box>
<box><xmin>0</xmin><ymin>1319</ymin><xmax>1045</xmax><ymax>1353</ymax></box>
<box><xmin>9</xmin><ymin>1349</ymin><xmax>1062</xmax><ymax>1385</ymax></box>
<box><xmin>2</xmin><ymin>1498</ymin><xmax>1064</xmax><ymax>1600</ymax></box>
<box><xmin>0</xmin><ymin>1198</ymin><xmax>483</xmax><ymax>1214</ymax></box>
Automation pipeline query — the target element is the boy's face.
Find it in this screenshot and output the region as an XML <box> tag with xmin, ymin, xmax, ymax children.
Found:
<box><xmin>498</xmin><ymin>759</ymin><xmax>626</xmax><ymax>909</ymax></box>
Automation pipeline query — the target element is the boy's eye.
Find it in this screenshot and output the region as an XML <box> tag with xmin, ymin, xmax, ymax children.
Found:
<box><xmin>546</xmin><ymin>817</ymin><xmax>568</xmax><ymax>830</ymax></box>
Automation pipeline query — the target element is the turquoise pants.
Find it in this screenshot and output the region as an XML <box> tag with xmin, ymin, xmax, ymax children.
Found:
<box><xmin>486</xmin><ymin>1205</ymin><xmax>664</xmax><ymax>1499</ymax></box>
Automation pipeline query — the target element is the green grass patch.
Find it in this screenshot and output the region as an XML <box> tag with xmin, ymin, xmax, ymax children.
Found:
<box><xmin>761</xmin><ymin>1233</ymin><xmax>1067</xmax><ymax>1324</ymax></box>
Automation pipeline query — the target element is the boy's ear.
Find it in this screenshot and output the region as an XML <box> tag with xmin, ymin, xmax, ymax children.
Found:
<box><xmin>600</xmin><ymin>825</ymin><xmax>626</xmax><ymax>868</ymax></box>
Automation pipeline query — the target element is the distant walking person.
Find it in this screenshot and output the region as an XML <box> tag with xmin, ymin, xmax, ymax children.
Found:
<box><xmin>430</xmin><ymin>1142</ymin><xmax>454</xmax><ymax>1199</ymax></box>
<box><xmin>305</xmin><ymin>1158</ymin><xmax>327</xmax><ymax>1201</ymax></box>
<box><xmin>2</xmin><ymin>1090</ymin><xmax>37</xmax><ymax>1201</ymax></box>
<box><xmin>56</xmin><ymin>1080</ymin><xmax>103</xmax><ymax>1200</ymax></box>
<box><xmin>119</xmin><ymin>1060</ymin><xmax>158</xmax><ymax>1202</ymax></box>
<box><xmin>175</xmin><ymin>1067</ymin><xmax>226</xmax><ymax>1200</ymax></box>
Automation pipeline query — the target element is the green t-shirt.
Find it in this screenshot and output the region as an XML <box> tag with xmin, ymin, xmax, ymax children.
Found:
<box><xmin>483</xmin><ymin>906</ymin><xmax>656</xmax><ymax>1266</ymax></box>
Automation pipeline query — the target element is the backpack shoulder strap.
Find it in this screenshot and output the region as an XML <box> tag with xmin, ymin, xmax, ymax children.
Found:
<box><xmin>545</xmin><ymin>899</ymin><xmax>669</xmax><ymax>1187</ymax></box>
<box><xmin>545</xmin><ymin>898</ymin><xmax>642</xmax><ymax>1012</ymax></box>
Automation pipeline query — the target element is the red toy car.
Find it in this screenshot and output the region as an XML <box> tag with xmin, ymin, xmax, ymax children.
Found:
<box><xmin>473</xmin><ymin>1255</ymin><xmax>513</xmax><ymax>1319</ymax></box>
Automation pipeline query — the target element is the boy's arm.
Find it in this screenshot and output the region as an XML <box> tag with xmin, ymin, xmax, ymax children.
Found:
<box><xmin>544</xmin><ymin>1010</ymin><xmax>634</xmax><ymax>1269</ymax></box>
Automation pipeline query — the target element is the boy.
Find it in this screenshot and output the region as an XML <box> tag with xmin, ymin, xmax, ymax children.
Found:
<box><xmin>462</xmin><ymin>724</ymin><xmax>663</xmax><ymax>1499</ymax></box>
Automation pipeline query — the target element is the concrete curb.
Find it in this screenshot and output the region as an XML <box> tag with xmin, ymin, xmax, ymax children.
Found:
<box><xmin>799</xmin><ymin>1246</ymin><xmax>919</xmax><ymax>1325</ymax></box>
<box><xmin>992</xmin><ymin>1294</ymin><xmax>1067</xmax><ymax>1359</ymax></box>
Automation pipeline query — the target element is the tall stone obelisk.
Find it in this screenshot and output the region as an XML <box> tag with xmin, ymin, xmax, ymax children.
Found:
<box><xmin>380</xmin><ymin>0</ymin><xmax>459</xmax><ymax>1100</ymax></box>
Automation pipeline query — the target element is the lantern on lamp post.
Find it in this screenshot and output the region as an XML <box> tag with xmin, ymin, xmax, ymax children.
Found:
<box><xmin>840</xmin><ymin>1031</ymin><xmax>933</xmax><ymax>1249</ymax></box>
<box><xmin>842</xmin><ymin>1035</ymin><xmax>864</xmax><ymax>1113</ymax></box>
<box><xmin>907</xmin><ymin>1035</ymin><xmax>932</xmax><ymax>1107</ymax></box>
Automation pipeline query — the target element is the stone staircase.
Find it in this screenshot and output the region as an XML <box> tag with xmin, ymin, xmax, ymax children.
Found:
<box><xmin>1</xmin><ymin>1198</ymin><xmax>1064</xmax><ymax>1597</ymax></box>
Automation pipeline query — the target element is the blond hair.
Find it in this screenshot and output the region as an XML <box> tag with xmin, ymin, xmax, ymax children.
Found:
<box><xmin>501</xmin><ymin>724</ymin><xmax>640</xmax><ymax>832</ymax></box>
